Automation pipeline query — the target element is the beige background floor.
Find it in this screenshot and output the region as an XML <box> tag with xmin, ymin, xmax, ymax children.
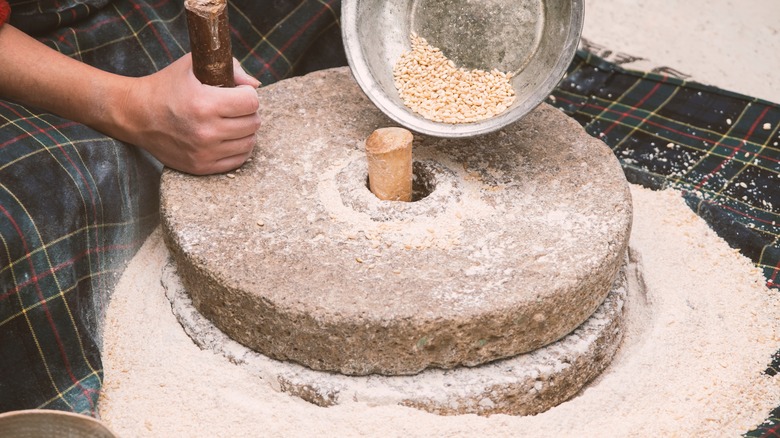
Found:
<box><xmin>583</xmin><ymin>0</ymin><xmax>779</xmax><ymax>103</ymax></box>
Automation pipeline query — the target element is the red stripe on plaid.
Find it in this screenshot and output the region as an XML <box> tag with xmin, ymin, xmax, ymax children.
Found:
<box><xmin>0</xmin><ymin>0</ymin><xmax>10</xmax><ymax>27</ymax></box>
<box><xmin>1</xmin><ymin>107</ymin><xmax>102</xmax><ymax>213</ymax></box>
<box><xmin>600</xmin><ymin>75</ymin><xmax>667</xmax><ymax>137</ymax></box>
<box><xmin>257</xmin><ymin>0</ymin><xmax>338</xmax><ymax>80</ymax></box>
<box><xmin>0</xmin><ymin>241</ymin><xmax>140</xmax><ymax>302</ymax></box>
<box><xmin>67</xmin><ymin>3</ymin><xmax>77</xmax><ymax>23</ymax></box>
<box><xmin>1</xmin><ymin>104</ymin><xmax>104</xmax><ymax>346</ymax></box>
<box><xmin>58</xmin><ymin>5</ymin><xmax>133</xmax><ymax>34</ymax></box>
<box><xmin>695</xmin><ymin>196</ymin><xmax>778</xmax><ymax>227</ymax></box>
<box><xmin>271</xmin><ymin>0</ymin><xmax>336</xmax><ymax>66</ymax></box>
<box><xmin>229</xmin><ymin>26</ymin><xmax>284</xmax><ymax>81</ymax></box>
<box><xmin>768</xmin><ymin>262</ymin><xmax>780</xmax><ymax>289</ymax></box>
<box><xmin>694</xmin><ymin>106</ymin><xmax>771</xmax><ymax>191</ymax></box>
<box><xmin>0</xmin><ymin>121</ymin><xmax>80</xmax><ymax>149</ymax></box>
<box><xmin>0</xmin><ymin>203</ymin><xmax>97</xmax><ymax>412</ymax></box>
<box><xmin>679</xmin><ymin>194</ymin><xmax>780</xmax><ymax>289</ymax></box>
<box><xmin>554</xmin><ymin>95</ymin><xmax>780</xmax><ymax>166</ymax></box>
<box><xmin>4</xmin><ymin>104</ymin><xmax>101</xmax><ymax>216</ymax></box>
<box><xmin>760</xmin><ymin>423</ymin><xmax>780</xmax><ymax>437</ymax></box>
<box><xmin>127</xmin><ymin>0</ymin><xmax>174</xmax><ymax>63</ymax></box>
<box><xmin>48</xmin><ymin>0</ymin><xmax>177</xmax><ymax>59</ymax></box>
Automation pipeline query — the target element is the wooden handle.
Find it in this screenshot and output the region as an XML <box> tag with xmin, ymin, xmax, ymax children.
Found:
<box><xmin>185</xmin><ymin>0</ymin><xmax>235</xmax><ymax>87</ymax></box>
<box><xmin>365</xmin><ymin>128</ymin><xmax>413</xmax><ymax>202</ymax></box>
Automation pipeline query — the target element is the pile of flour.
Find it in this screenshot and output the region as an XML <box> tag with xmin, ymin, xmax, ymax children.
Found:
<box><xmin>98</xmin><ymin>185</ymin><xmax>780</xmax><ymax>437</ymax></box>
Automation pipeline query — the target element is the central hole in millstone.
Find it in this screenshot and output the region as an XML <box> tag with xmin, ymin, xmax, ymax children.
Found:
<box><xmin>366</xmin><ymin>162</ymin><xmax>437</xmax><ymax>202</ymax></box>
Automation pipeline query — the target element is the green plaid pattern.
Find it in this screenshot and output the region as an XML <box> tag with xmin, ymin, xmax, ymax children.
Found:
<box><xmin>1</xmin><ymin>0</ymin><xmax>345</xmax><ymax>416</ymax></box>
<box><xmin>0</xmin><ymin>102</ymin><xmax>159</xmax><ymax>414</ymax></box>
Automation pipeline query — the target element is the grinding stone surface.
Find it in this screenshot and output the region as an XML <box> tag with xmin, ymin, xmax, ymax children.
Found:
<box><xmin>162</xmin><ymin>256</ymin><xmax>630</xmax><ymax>417</ymax></box>
<box><xmin>160</xmin><ymin>67</ymin><xmax>632</xmax><ymax>375</ymax></box>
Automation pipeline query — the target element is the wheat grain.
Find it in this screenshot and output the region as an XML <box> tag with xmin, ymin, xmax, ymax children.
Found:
<box><xmin>393</xmin><ymin>33</ymin><xmax>516</xmax><ymax>124</ymax></box>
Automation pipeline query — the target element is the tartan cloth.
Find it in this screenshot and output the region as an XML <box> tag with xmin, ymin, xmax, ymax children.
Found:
<box><xmin>0</xmin><ymin>0</ymin><xmax>346</xmax><ymax>416</ymax></box>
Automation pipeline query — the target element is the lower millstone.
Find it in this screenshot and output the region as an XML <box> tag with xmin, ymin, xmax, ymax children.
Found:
<box><xmin>162</xmin><ymin>257</ymin><xmax>630</xmax><ymax>416</ymax></box>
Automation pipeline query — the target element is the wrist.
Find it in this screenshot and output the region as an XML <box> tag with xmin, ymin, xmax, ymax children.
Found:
<box><xmin>91</xmin><ymin>73</ymin><xmax>148</xmax><ymax>148</ymax></box>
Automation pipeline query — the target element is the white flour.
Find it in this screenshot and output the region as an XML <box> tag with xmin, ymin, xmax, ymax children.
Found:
<box><xmin>98</xmin><ymin>185</ymin><xmax>780</xmax><ymax>437</ymax></box>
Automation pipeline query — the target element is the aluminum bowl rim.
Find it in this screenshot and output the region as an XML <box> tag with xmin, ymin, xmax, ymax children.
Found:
<box><xmin>341</xmin><ymin>0</ymin><xmax>584</xmax><ymax>138</ymax></box>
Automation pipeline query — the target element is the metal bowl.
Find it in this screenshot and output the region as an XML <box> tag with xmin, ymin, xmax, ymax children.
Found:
<box><xmin>0</xmin><ymin>410</ymin><xmax>118</xmax><ymax>437</ymax></box>
<box><xmin>342</xmin><ymin>0</ymin><xmax>583</xmax><ymax>137</ymax></box>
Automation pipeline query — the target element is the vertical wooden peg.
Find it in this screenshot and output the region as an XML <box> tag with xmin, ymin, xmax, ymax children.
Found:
<box><xmin>365</xmin><ymin>127</ymin><xmax>413</xmax><ymax>202</ymax></box>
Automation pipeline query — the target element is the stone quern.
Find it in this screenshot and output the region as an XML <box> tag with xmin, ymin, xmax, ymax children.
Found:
<box><xmin>160</xmin><ymin>67</ymin><xmax>632</xmax><ymax>414</ymax></box>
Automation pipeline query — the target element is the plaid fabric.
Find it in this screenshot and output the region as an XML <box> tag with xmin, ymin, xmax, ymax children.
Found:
<box><xmin>547</xmin><ymin>50</ymin><xmax>780</xmax><ymax>437</ymax></box>
<box><xmin>755</xmin><ymin>408</ymin><xmax>780</xmax><ymax>438</ymax></box>
<box><xmin>0</xmin><ymin>103</ymin><xmax>160</xmax><ymax>415</ymax></box>
<box><xmin>8</xmin><ymin>0</ymin><xmax>110</xmax><ymax>35</ymax></box>
<box><xmin>756</xmin><ymin>359</ymin><xmax>780</xmax><ymax>437</ymax></box>
<box><xmin>0</xmin><ymin>0</ymin><xmax>345</xmax><ymax>416</ymax></box>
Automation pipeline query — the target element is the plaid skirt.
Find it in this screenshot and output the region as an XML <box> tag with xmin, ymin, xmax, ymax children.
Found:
<box><xmin>2</xmin><ymin>1</ymin><xmax>780</xmax><ymax>434</ymax></box>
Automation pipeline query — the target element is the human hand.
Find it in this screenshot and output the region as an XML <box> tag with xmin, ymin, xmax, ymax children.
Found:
<box><xmin>0</xmin><ymin>27</ymin><xmax>260</xmax><ymax>175</ymax></box>
<box><xmin>119</xmin><ymin>53</ymin><xmax>261</xmax><ymax>175</ymax></box>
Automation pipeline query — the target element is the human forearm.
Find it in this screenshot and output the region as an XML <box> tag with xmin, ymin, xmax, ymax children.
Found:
<box><xmin>0</xmin><ymin>24</ymin><xmax>262</xmax><ymax>175</ymax></box>
<box><xmin>0</xmin><ymin>24</ymin><xmax>133</xmax><ymax>137</ymax></box>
